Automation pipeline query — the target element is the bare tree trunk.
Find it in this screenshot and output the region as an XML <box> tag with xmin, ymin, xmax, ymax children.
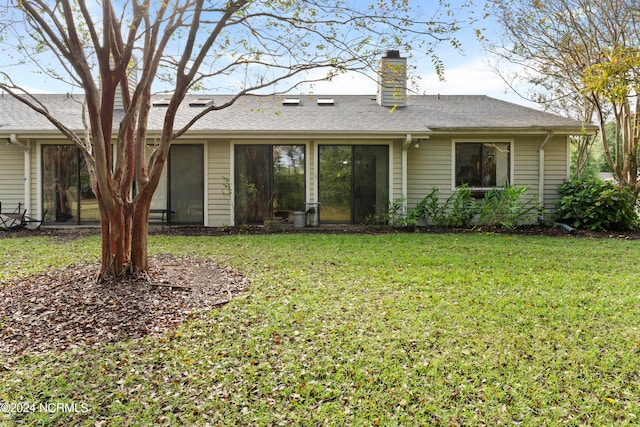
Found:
<box><xmin>99</xmin><ymin>201</ymin><xmax>131</xmax><ymax>279</ymax></box>
<box><xmin>131</xmin><ymin>195</ymin><xmax>152</xmax><ymax>273</ymax></box>
<box><xmin>95</xmin><ymin>192</ymin><xmax>153</xmax><ymax>281</ymax></box>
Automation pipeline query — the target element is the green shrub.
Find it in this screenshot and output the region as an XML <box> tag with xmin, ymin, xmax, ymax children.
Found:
<box><xmin>414</xmin><ymin>187</ymin><xmax>448</xmax><ymax>227</ymax></box>
<box><xmin>477</xmin><ymin>184</ymin><xmax>543</xmax><ymax>229</ymax></box>
<box><xmin>557</xmin><ymin>178</ymin><xmax>638</xmax><ymax>231</ymax></box>
<box><xmin>447</xmin><ymin>184</ymin><xmax>478</xmax><ymax>227</ymax></box>
<box><xmin>414</xmin><ymin>185</ymin><xmax>478</xmax><ymax>228</ymax></box>
<box><xmin>407</xmin><ymin>185</ymin><xmax>541</xmax><ymax>230</ymax></box>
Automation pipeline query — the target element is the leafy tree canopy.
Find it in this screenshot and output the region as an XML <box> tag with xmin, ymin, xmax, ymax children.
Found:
<box><xmin>0</xmin><ymin>0</ymin><xmax>480</xmax><ymax>279</ymax></box>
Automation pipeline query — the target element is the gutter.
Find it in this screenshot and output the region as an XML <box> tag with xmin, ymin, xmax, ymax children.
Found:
<box><xmin>426</xmin><ymin>127</ymin><xmax>597</xmax><ymax>136</ymax></box>
<box><xmin>538</xmin><ymin>130</ymin><xmax>553</xmax><ymax>205</ymax></box>
<box><xmin>10</xmin><ymin>133</ymin><xmax>31</xmax><ymax>152</ymax></box>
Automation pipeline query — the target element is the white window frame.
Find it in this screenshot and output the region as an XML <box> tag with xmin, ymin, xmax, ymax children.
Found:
<box><xmin>451</xmin><ymin>139</ymin><xmax>514</xmax><ymax>191</ymax></box>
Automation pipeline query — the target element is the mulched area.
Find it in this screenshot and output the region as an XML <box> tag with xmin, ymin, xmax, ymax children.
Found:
<box><xmin>0</xmin><ymin>254</ymin><xmax>249</xmax><ymax>356</ymax></box>
<box><xmin>1</xmin><ymin>224</ymin><xmax>638</xmax><ymax>357</ymax></box>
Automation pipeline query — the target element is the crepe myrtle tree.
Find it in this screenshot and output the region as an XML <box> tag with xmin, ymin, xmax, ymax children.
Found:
<box><xmin>0</xmin><ymin>0</ymin><xmax>476</xmax><ymax>279</ymax></box>
<box><xmin>490</xmin><ymin>0</ymin><xmax>640</xmax><ymax>188</ymax></box>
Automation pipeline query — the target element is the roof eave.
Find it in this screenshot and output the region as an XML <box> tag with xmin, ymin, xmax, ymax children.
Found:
<box><xmin>428</xmin><ymin>126</ymin><xmax>598</xmax><ymax>135</ymax></box>
<box><xmin>166</xmin><ymin>129</ymin><xmax>434</xmax><ymax>140</ymax></box>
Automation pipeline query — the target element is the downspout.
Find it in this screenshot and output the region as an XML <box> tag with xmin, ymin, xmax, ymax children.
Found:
<box><xmin>10</xmin><ymin>133</ymin><xmax>30</xmax><ymax>152</ymax></box>
<box><xmin>402</xmin><ymin>134</ymin><xmax>412</xmax><ymax>217</ymax></box>
<box><xmin>10</xmin><ymin>134</ymin><xmax>31</xmax><ymax>216</ymax></box>
<box><xmin>537</xmin><ymin>130</ymin><xmax>576</xmax><ymax>234</ymax></box>
<box><xmin>538</xmin><ymin>130</ymin><xmax>553</xmax><ymax>206</ymax></box>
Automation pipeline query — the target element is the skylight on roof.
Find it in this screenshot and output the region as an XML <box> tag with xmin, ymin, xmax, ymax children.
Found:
<box><xmin>282</xmin><ymin>98</ymin><xmax>301</xmax><ymax>106</ymax></box>
<box><xmin>317</xmin><ymin>98</ymin><xmax>335</xmax><ymax>106</ymax></box>
<box><xmin>189</xmin><ymin>99</ymin><xmax>213</xmax><ymax>107</ymax></box>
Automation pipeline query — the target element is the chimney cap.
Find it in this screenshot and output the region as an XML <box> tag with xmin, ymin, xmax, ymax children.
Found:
<box><xmin>384</xmin><ymin>50</ymin><xmax>403</xmax><ymax>59</ymax></box>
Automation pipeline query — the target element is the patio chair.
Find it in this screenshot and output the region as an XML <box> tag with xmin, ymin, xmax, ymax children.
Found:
<box><xmin>0</xmin><ymin>202</ymin><xmax>46</xmax><ymax>231</ymax></box>
<box><xmin>0</xmin><ymin>202</ymin><xmax>27</xmax><ymax>231</ymax></box>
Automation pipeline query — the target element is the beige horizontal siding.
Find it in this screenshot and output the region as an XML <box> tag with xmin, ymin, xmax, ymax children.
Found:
<box><xmin>207</xmin><ymin>139</ymin><xmax>231</xmax><ymax>227</ymax></box>
<box><xmin>392</xmin><ymin>140</ymin><xmax>403</xmax><ymax>202</ymax></box>
<box><xmin>406</xmin><ymin>133</ymin><xmax>569</xmax><ymax>222</ymax></box>
<box><xmin>0</xmin><ymin>144</ymin><xmax>26</xmax><ymax>210</ymax></box>
<box><xmin>406</xmin><ymin>135</ymin><xmax>454</xmax><ymax>209</ymax></box>
<box><xmin>543</xmin><ymin>135</ymin><xmax>569</xmax><ymax>213</ymax></box>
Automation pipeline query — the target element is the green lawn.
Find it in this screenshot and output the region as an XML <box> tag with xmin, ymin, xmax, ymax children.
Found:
<box><xmin>1</xmin><ymin>233</ymin><xmax>639</xmax><ymax>426</ymax></box>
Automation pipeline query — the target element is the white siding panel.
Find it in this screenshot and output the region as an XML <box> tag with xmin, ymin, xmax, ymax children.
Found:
<box><xmin>207</xmin><ymin>139</ymin><xmax>231</xmax><ymax>226</ymax></box>
<box><xmin>406</xmin><ymin>136</ymin><xmax>452</xmax><ymax>208</ymax></box>
<box><xmin>392</xmin><ymin>140</ymin><xmax>402</xmax><ymax>201</ymax></box>
<box><xmin>514</xmin><ymin>136</ymin><xmax>540</xmax><ymax>190</ymax></box>
<box><xmin>307</xmin><ymin>140</ymin><xmax>316</xmax><ymax>205</ymax></box>
<box><xmin>543</xmin><ymin>135</ymin><xmax>569</xmax><ymax>213</ymax></box>
<box><xmin>0</xmin><ymin>143</ymin><xmax>26</xmax><ymax>210</ymax></box>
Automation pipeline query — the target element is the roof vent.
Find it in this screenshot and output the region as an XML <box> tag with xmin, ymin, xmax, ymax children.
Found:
<box><xmin>152</xmin><ymin>99</ymin><xmax>170</xmax><ymax>107</ymax></box>
<box><xmin>189</xmin><ymin>99</ymin><xmax>213</xmax><ymax>107</ymax></box>
<box><xmin>282</xmin><ymin>98</ymin><xmax>301</xmax><ymax>106</ymax></box>
<box><xmin>317</xmin><ymin>98</ymin><xmax>335</xmax><ymax>106</ymax></box>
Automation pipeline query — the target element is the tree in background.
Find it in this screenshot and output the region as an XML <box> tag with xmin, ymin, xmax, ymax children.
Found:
<box><xmin>489</xmin><ymin>0</ymin><xmax>640</xmax><ymax>186</ymax></box>
<box><xmin>0</xmin><ymin>0</ymin><xmax>476</xmax><ymax>279</ymax></box>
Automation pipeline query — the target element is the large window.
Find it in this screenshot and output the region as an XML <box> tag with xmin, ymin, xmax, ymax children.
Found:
<box><xmin>42</xmin><ymin>145</ymin><xmax>99</xmax><ymax>224</ymax></box>
<box><xmin>234</xmin><ymin>145</ymin><xmax>305</xmax><ymax>224</ymax></box>
<box><xmin>455</xmin><ymin>142</ymin><xmax>510</xmax><ymax>188</ymax></box>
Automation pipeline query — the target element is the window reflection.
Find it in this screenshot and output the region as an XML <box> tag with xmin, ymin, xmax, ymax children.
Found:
<box><xmin>234</xmin><ymin>145</ymin><xmax>305</xmax><ymax>224</ymax></box>
<box><xmin>455</xmin><ymin>142</ymin><xmax>510</xmax><ymax>187</ymax></box>
<box><xmin>43</xmin><ymin>145</ymin><xmax>77</xmax><ymax>223</ymax></box>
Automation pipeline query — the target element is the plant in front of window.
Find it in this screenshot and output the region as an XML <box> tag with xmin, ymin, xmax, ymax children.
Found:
<box><xmin>363</xmin><ymin>191</ymin><xmax>396</xmax><ymax>228</ymax></box>
<box><xmin>414</xmin><ymin>188</ymin><xmax>448</xmax><ymax>227</ymax></box>
<box><xmin>222</xmin><ymin>175</ymin><xmax>257</xmax><ymax>226</ymax></box>
<box><xmin>446</xmin><ymin>185</ymin><xmax>479</xmax><ymax>228</ymax></box>
<box><xmin>477</xmin><ymin>184</ymin><xmax>544</xmax><ymax>229</ymax></box>
<box><xmin>413</xmin><ymin>186</ymin><xmax>478</xmax><ymax>228</ymax></box>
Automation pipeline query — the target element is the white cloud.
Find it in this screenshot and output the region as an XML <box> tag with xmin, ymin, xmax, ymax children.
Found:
<box><xmin>293</xmin><ymin>57</ymin><xmax>539</xmax><ymax>109</ymax></box>
<box><xmin>418</xmin><ymin>57</ymin><xmax>537</xmax><ymax>108</ymax></box>
<box><xmin>288</xmin><ymin>68</ymin><xmax>378</xmax><ymax>95</ymax></box>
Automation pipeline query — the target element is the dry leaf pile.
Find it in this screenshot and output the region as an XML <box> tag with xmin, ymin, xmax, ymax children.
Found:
<box><xmin>0</xmin><ymin>255</ymin><xmax>250</xmax><ymax>356</ymax></box>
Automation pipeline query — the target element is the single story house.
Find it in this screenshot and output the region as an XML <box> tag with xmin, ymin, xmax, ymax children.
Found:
<box><xmin>0</xmin><ymin>53</ymin><xmax>596</xmax><ymax>227</ymax></box>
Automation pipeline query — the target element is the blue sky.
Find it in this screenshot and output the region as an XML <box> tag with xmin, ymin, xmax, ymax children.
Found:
<box><xmin>298</xmin><ymin>31</ymin><xmax>532</xmax><ymax>107</ymax></box>
<box><xmin>0</xmin><ymin>1</ymin><xmax>535</xmax><ymax>109</ymax></box>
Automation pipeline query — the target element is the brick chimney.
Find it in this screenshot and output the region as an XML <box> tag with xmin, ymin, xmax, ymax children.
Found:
<box><xmin>376</xmin><ymin>50</ymin><xmax>407</xmax><ymax>108</ymax></box>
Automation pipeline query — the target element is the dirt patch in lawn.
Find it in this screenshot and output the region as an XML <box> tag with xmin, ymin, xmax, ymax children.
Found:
<box><xmin>0</xmin><ymin>254</ymin><xmax>250</xmax><ymax>356</ymax></box>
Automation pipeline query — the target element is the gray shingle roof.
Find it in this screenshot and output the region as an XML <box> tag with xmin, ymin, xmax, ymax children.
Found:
<box><xmin>0</xmin><ymin>93</ymin><xmax>593</xmax><ymax>137</ymax></box>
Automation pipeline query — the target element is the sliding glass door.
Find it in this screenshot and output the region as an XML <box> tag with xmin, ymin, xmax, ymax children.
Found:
<box><xmin>318</xmin><ymin>145</ymin><xmax>388</xmax><ymax>223</ymax></box>
<box><xmin>42</xmin><ymin>145</ymin><xmax>99</xmax><ymax>224</ymax></box>
<box><xmin>169</xmin><ymin>145</ymin><xmax>204</xmax><ymax>224</ymax></box>
<box><xmin>149</xmin><ymin>144</ymin><xmax>204</xmax><ymax>225</ymax></box>
<box><xmin>234</xmin><ymin>145</ymin><xmax>305</xmax><ymax>224</ymax></box>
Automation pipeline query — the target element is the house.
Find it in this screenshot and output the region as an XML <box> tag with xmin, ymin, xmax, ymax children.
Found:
<box><xmin>0</xmin><ymin>52</ymin><xmax>596</xmax><ymax>227</ymax></box>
